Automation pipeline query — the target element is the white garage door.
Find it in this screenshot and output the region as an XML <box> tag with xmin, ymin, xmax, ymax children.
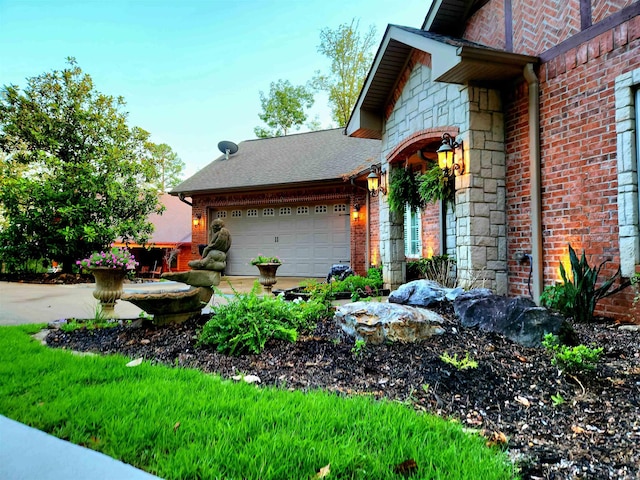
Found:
<box><xmin>210</xmin><ymin>203</ymin><xmax>351</xmax><ymax>277</ymax></box>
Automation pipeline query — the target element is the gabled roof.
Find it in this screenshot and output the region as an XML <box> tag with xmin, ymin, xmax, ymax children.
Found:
<box><xmin>422</xmin><ymin>0</ymin><xmax>491</xmax><ymax>36</ymax></box>
<box><xmin>171</xmin><ymin>129</ymin><xmax>381</xmax><ymax>196</ymax></box>
<box><xmin>148</xmin><ymin>193</ymin><xmax>192</xmax><ymax>245</ymax></box>
<box><xmin>114</xmin><ymin>193</ymin><xmax>192</xmax><ymax>247</ymax></box>
<box><xmin>346</xmin><ymin>25</ymin><xmax>538</xmax><ymax>139</ymax></box>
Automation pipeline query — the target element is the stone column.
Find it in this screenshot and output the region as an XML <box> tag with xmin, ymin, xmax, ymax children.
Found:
<box><xmin>379</xmin><ymin>164</ymin><xmax>406</xmax><ymax>290</ymax></box>
<box><xmin>455</xmin><ymin>87</ymin><xmax>508</xmax><ymax>294</ymax></box>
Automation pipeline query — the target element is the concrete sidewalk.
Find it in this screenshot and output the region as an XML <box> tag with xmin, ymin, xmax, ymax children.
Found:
<box><xmin>0</xmin><ymin>415</ymin><xmax>162</xmax><ymax>480</ymax></box>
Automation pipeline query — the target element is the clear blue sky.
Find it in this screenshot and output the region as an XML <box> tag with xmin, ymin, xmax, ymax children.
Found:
<box><xmin>0</xmin><ymin>0</ymin><xmax>430</xmax><ymax>178</ymax></box>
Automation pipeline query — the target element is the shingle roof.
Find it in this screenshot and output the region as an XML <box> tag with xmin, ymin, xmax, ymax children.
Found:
<box><xmin>171</xmin><ymin>128</ymin><xmax>381</xmax><ymax>195</ymax></box>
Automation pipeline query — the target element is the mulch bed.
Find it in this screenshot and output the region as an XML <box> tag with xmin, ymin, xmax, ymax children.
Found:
<box><xmin>45</xmin><ymin>305</ymin><xmax>640</xmax><ymax>479</ymax></box>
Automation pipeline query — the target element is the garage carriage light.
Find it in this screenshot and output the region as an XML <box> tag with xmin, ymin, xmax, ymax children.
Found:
<box><xmin>367</xmin><ymin>164</ymin><xmax>387</xmax><ymax>197</ymax></box>
<box><xmin>193</xmin><ymin>213</ymin><xmax>202</xmax><ymax>228</ymax></box>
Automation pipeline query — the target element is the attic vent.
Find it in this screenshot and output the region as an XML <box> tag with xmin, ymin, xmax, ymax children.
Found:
<box><xmin>217</xmin><ymin>141</ymin><xmax>238</xmax><ymax>160</ymax></box>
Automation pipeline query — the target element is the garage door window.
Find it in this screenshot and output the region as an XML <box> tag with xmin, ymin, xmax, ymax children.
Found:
<box><xmin>215</xmin><ymin>211</ymin><xmax>227</xmax><ymax>218</ymax></box>
<box><xmin>247</xmin><ymin>209</ymin><xmax>258</xmax><ymax>217</ymax></box>
<box><xmin>232</xmin><ymin>210</ymin><xmax>242</xmax><ymax>218</ymax></box>
<box><xmin>263</xmin><ymin>208</ymin><xmax>274</xmax><ymax>216</ymax></box>
<box><xmin>280</xmin><ymin>207</ymin><xmax>291</xmax><ymax>215</ymax></box>
<box><xmin>297</xmin><ymin>206</ymin><xmax>309</xmax><ymax>215</ymax></box>
<box><xmin>315</xmin><ymin>205</ymin><xmax>327</xmax><ymax>214</ymax></box>
<box><xmin>334</xmin><ymin>204</ymin><xmax>347</xmax><ymax>213</ymax></box>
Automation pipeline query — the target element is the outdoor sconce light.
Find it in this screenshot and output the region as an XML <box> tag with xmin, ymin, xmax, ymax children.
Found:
<box><xmin>367</xmin><ymin>165</ymin><xmax>387</xmax><ymax>197</ymax></box>
<box><xmin>192</xmin><ymin>213</ymin><xmax>201</xmax><ymax>228</ymax></box>
<box><xmin>352</xmin><ymin>204</ymin><xmax>361</xmax><ymax>221</ymax></box>
<box><xmin>437</xmin><ymin>133</ymin><xmax>464</xmax><ymax>176</ymax></box>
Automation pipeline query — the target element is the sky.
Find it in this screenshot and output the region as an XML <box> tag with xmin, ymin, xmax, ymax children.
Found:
<box><xmin>0</xmin><ymin>0</ymin><xmax>430</xmax><ymax>178</ymax></box>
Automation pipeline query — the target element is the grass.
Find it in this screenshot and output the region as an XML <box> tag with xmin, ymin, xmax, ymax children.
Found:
<box><xmin>0</xmin><ymin>325</ymin><xmax>517</xmax><ymax>479</ymax></box>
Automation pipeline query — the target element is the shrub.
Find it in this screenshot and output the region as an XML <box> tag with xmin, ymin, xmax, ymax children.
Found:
<box><xmin>302</xmin><ymin>269</ymin><xmax>383</xmax><ymax>304</ymax></box>
<box><xmin>543</xmin><ymin>244</ymin><xmax>629</xmax><ymax>323</ymax></box>
<box><xmin>540</xmin><ymin>282</ymin><xmax>574</xmax><ymax>316</ymax></box>
<box><xmin>406</xmin><ymin>255</ymin><xmax>456</xmax><ymax>288</ymax></box>
<box><xmin>542</xmin><ymin>333</ymin><xmax>603</xmax><ymax>374</ymax></box>
<box><xmin>198</xmin><ymin>283</ymin><xmax>327</xmax><ymax>355</ymax></box>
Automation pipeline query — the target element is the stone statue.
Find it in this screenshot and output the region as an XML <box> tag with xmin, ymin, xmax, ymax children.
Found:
<box><xmin>161</xmin><ymin>218</ymin><xmax>232</xmax><ymax>287</ymax></box>
<box><xmin>188</xmin><ymin>218</ymin><xmax>231</xmax><ymax>271</ymax></box>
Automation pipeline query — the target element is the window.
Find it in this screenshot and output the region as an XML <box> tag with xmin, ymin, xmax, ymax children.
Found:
<box><xmin>315</xmin><ymin>205</ymin><xmax>327</xmax><ymax>214</ymax></box>
<box><xmin>333</xmin><ymin>204</ymin><xmax>347</xmax><ymax>213</ymax></box>
<box><xmin>263</xmin><ymin>208</ymin><xmax>275</xmax><ymax>216</ymax></box>
<box><xmin>215</xmin><ymin>211</ymin><xmax>227</xmax><ymax>218</ymax></box>
<box><xmin>404</xmin><ymin>205</ymin><xmax>422</xmax><ymax>257</ymax></box>
<box><xmin>231</xmin><ymin>210</ymin><xmax>242</xmax><ymax>218</ymax></box>
<box><xmin>615</xmin><ymin>69</ymin><xmax>640</xmax><ymax>277</ymax></box>
<box><xmin>247</xmin><ymin>209</ymin><xmax>258</xmax><ymax>217</ymax></box>
<box><xmin>297</xmin><ymin>206</ymin><xmax>309</xmax><ymax>215</ymax></box>
<box><xmin>279</xmin><ymin>207</ymin><xmax>291</xmax><ymax>216</ymax></box>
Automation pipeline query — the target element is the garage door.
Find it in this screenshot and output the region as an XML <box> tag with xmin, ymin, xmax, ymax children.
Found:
<box><xmin>210</xmin><ymin>203</ymin><xmax>350</xmax><ymax>277</ymax></box>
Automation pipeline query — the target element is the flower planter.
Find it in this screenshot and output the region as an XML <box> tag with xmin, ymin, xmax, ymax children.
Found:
<box><xmin>90</xmin><ymin>267</ymin><xmax>128</xmax><ymax>316</ymax></box>
<box><xmin>255</xmin><ymin>263</ymin><xmax>281</xmax><ymax>295</ymax></box>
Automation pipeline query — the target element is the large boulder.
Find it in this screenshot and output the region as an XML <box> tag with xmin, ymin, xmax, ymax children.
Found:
<box><xmin>388</xmin><ymin>280</ymin><xmax>464</xmax><ymax>308</ymax></box>
<box><xmin>453</xmin><ymin>289</ymin><xmax>570</xmax><ymax>347</ymax></box>
<box><xmin>334</xmin><ymin>302</ymin><xmax>445</xmax><ymax>344</ymax></box>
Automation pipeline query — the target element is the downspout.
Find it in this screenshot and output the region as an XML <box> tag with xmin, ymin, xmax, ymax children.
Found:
<box><xmin>524</xmin><ymin>63</ymin><xmax>544</xmax><ymax>304</ymax></box>
<box><xmin>177</xmin><ymin>193</ymin><xmax>193</xmax><ymax>206</ymax></box>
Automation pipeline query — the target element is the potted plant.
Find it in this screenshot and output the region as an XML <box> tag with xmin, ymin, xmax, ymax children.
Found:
<box><xmin>250</xmin><ymin>254</ymin><xmax>282</xmax><ymax>294</ymax></box>
<box><xmin>77</xmin><ymin>247</ymin><xmax>138</xmax><ymax>315</ymax></box>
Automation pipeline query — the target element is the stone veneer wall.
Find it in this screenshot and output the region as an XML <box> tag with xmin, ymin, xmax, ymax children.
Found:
<box><xmin>381</xmin><ymin>61</ymin><xmax>507</xmax><ymax>293</ymax></box>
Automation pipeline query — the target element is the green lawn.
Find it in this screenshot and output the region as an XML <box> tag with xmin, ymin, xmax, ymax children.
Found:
<box><xmin>0</xmin><ymin>325</ymin><xmax>517</xmax><ymax>479</ymax></box>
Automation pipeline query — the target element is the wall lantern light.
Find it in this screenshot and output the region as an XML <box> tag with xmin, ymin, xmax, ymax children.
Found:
<box><xmin>367</xmin><ymin>165</ymin><xmax>387</xmax><ymax>197</ymax></box>
<box><xmin>352</xmin><ymin>203</ymin><xmax>361</xmax><ymax>221</ymax></box>
<box><xmin>193</xmin><ymin>213</ymin><xmax>202</xmax><ymax>228</ymax></box>
<box><xmin>437</xmin><ymin>133</ymin><xmax>464</xmax><ymax>176</ymax></box>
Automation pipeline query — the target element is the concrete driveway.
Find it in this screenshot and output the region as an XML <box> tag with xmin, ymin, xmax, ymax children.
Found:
<box><xmin>0</xmin><ymin>276</ymin><xmax>316</xmax><ymax>326</ymax></box>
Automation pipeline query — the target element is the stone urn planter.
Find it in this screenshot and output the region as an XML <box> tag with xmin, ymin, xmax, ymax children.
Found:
<box><xmin>255</xmin><ymin>263</ymin><xmax>281</xmax><ymax>295</ymax></box>
<box><xmin>90</xmin><ymin>267</ymin><xmax>128</xmax><ymax>316</ymax></box>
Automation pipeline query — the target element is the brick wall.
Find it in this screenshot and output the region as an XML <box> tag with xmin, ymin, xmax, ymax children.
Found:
<box><xmin>464</xmin><ymin>0</ymin><xmax>506</xmax><ymax>49</ymax></box>
<box><xmin>503</xmin><ymin>17</ymin><xmax>640</xmax><ymax>320</ymax></box>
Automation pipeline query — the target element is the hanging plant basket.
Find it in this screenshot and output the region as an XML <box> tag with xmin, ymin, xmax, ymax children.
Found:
<box><xmin>388</xmin><ymin>167</ymin><xmax>424</xmax><ymax>213</ymax></box>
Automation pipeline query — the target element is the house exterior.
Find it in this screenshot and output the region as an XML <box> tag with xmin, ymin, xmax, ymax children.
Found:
<box><xmin>347</xmin><ymin>0</ymin><xmax>640</xmax><ymax>321</ymax></box>
<box><xmin>113</xmin><ymin>193</ymin><xmax>192</xmax><ymax>274</ymax></box>
<box><xmin>170</xmin><ymin>129</ymin><xmax>380</xmax><ymax>278</ymax></box>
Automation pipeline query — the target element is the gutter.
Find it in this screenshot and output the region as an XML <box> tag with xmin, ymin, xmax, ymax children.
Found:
<box><xmin>524</xmin><ymin>63</ymin><xmax>544</xmax><ymax>304</ymax></box>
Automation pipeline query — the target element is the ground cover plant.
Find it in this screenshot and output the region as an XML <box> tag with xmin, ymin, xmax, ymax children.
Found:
<box><xmin>0</xmin><ymin>325</ymin><xmax>516</xmax><ymax>480</ymax></box>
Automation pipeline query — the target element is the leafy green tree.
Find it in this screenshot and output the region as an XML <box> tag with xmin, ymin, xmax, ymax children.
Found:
<box><xmin>314</xmin><ymin>19</ymin><xmax>376</xmax><ymax>126</ymax></box>
<box><xmin>147</xmin><ymin>142</ymin><xmax>184</xmax><ymax>192</ymax></box>
<box><xmin>0</xmin><ymin>58</ymin><xmax>161</xmax><ymax>273</ymax></box>
<box><xmin>254</xmin><ymin>79</ymin><xmax>314</xmax><ymax>138</ymax></box>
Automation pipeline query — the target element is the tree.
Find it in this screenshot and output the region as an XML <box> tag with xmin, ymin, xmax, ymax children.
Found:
<box><xmin>314</xmin><ymin>19</ymin><xmax>377</xmax><ymax>127</ymax></box>
<box><xmin>0</xmin><ymin>58</ymin><xmax>161</xmax><ymax>273</ymax></box>
<box><xmin>254</xmin><ymin>79</ymin><xmax>314</xmax><ymax>138</ymax></box>
<box><xmin>147</xmin><ymin>142</ymin><xmax>184</xmax><ymax>192</ymax></box>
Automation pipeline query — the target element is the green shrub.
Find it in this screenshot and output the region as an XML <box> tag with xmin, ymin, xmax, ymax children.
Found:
<box><xmin>540</xmin><ymin>282</ymin><xmax>574</xmax><ymax>316</ymax></box>
<box><xmin>542</xmin><ymin>333</ymin><xmax>603</xmax><ymax>374</ymax></box>
<box><xmin>406</xmin><ymin>255</ymin><xmax>457</xmax><ymax>287</ymax></box>
<box><xmin>301</xmin><ymin>269</ymin><xmax>383</xmax><ymax>304</ymax></box>
<box><xmin>198</xmin><ymin>283</ymin><xmax>327</xmax><ymax>355</ymax></box>
<box><xmin>542</xmin><ymin>244</ymin><xmax>629</xmax><ymax>323</ymax></box>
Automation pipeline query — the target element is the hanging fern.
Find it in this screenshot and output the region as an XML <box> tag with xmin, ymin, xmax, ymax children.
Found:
<box><xmin>388</xmin><ymin>167</ymin><xmax>424</xmax><ymax>213</ymax></box>
<box><xmin>418</xmin><ymin>164</ymin><xmax>455</xmax><ymax>205</ymax></box>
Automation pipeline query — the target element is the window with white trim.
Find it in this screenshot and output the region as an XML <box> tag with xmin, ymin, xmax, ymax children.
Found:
<box><xmin>315</xmin><ymin>205</ymin><xmax>327</xmax><ymax>214</ymax></box>
<box><xmin>279</xmin><ymin>207</ymin><xmax>291</xmax><ymax>216</ymax></box>
<box><xmin>404</xmin><ymin>205</ymin><xmax>422</xmax><ymax>258</ymax></box>
<box><xmin>297</xmin><ymin>206</ymin><xmax>309</xmax><ymax>215</ymax></box>
<box><xmin>247</xmin><ymin>209</ymin><xmax>258</xmax><ymax>217</ymax></box>
<box><xmin>215</xmin><ymin>211</ymin><xmax>227</xmax><ymax>218</ymax></box>
<box><xmin>263</xmin><ymin>208</ymin><xmax>275</xmax><ymax>216</ymax></box>
<box><xmin>615</xmin><ymin>69</ymin><xmax>640</xmax><ymax>277</ymax></box>
<box><xmin>231</xmin><ymin>210</ymin><xmax>242</xmax><ymax>218</ymax></box>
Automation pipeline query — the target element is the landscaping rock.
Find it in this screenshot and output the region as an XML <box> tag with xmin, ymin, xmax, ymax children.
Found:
<box><xmin>334</xmin><ymin>302</ymin><xmax>445</xmax><ymax>344</ymax></box>
<box><xmin>388</xmin><ymin>280</ymin><xmax>464</xmax><ymax>307</ymax></box>
<box><xmin>453</xmin><ymin>289</ymin><xmax>569</xmax><ymax>347</ymax></box>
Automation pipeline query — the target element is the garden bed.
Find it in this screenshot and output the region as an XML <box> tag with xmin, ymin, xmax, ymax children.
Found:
<box><xmin>45</xmin><ymin>306</ymin><xmax>640</xmax><ymax>479</ymax></box>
